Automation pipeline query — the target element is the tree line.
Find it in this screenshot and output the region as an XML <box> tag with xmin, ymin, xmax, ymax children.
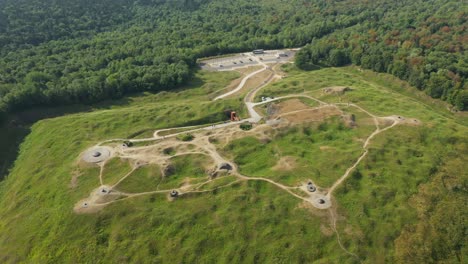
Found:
<box><xmin>0</xmin><ymin>0</ymin><xmax>466</xmax><ymax>124</ymax></box>
<box><xmin>0</xmin><ymin>0</ymin><xmax>377</xmax><ymax>121</ymax></box>
<box><xmin>295</xmin><ymin>0</ymin><xmax>467</xmax><ymax>110</ymax></box>
<box><xmin>0</xmin><ymin>0</ymin><xmax>465</xmax><ymax>260</ymax></box>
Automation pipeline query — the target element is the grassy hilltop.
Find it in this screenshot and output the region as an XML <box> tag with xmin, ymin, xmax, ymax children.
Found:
<box><xmin>0</xmin><ymin>65</ymin><xmax>466</xmax><ymax>263</ymax></box>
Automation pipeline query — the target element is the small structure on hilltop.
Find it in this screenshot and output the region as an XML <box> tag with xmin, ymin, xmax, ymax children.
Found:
<box><xmin>225</xmin><ymin>110</ymin><xmax>240</xmax><ymax>121</ymax></box>
<box><xmin>82</xmin><ymin>146</ymin><xmax>112</xmax><ymax>163</ymax></box>
<box><xmin>307</xmin><ymin>181</ymin><xmax>316</xmax><ymax>192</ymax></box>
<box><xmin>341</xmin><ymin>114</ymin><xmax>357</xmax><ymax>128</ymax></box>
<box><xmin>170</xmin><ymin>190</ymin><xmax>179</xmax><ymax>198</ymax></box>
<box><xmin>230</xmin><ymin>111</ymin><xmax>240</xmax><ymax>121</ymax></box>
<box><xmin>122</xmin><ymin>141</ymin><xmax>133</xmax><ymax>148</ymax></box>
<box><xmin>218</xmin><ymin>163</ymin><xmax>233</xmax><ymax>171</ymax></box>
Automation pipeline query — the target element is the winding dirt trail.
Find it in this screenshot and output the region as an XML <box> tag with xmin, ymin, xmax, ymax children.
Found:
<box><xmin>82</xmin><ymin>57</ymin><xmax>413</xmax><ymax>210</ymax></box>
<box><xmin>77</xmin><ymin>54</ymin><xmax>419</xmax><ymax>260</ymax></box>
<box><xmin>214</xmin><ymin>66</ymin><xmax>268</xmax><ymax>100</ymax></box>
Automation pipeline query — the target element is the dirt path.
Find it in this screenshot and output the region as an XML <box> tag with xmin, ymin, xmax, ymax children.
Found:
<box><xmin>83</xmin><ymin>59</ymin><xmax>413</xmax><ymax>212</ymax></box>
<box><xmin>76</xmin><ymin>58</ymin><xmax>419</xmax><ymax>259</ymax></box>
<box><xmin>214</xmin><ymin>66</ymin><xmax>268</xmax><ymax>100</ymax></box>
<box><xmin>328</xmin><ymin>209</ymin><xmax>362</xmax><ymax>262</ymax></box>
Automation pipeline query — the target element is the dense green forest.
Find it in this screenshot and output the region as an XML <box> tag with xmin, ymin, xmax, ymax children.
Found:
<box><xmin>295</xmin><ymin>1</ymin><xmax>467</xmax><ymax>110</ymax></box>
<box><xmin>2</xmin><ymin>0</ymin><xmax>465</xmax><ymax>123</ymax></box>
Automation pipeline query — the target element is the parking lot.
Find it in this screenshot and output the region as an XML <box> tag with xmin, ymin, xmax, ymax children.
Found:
<box><xmin>199</xmin><ymin>49</ymin><xmax>296</xmax><ymax>71</ymax></box>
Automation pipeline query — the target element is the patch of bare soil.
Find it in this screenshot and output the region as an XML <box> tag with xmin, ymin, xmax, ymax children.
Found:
<box><xmin>272</xmin><ymin>156</ymin><xmax>297</xmax><ymax>171</ymax></box>
<box><xmin>378</xmin><ymin>117</ymin><xmax>395</xmax><ymax>127</ymax></box>
<box><xmin>238</xmin><ymin>70</ymin><xmax>272</xmax><ymax>94</ymax></box>
<box><xmin>74</xmin><ymin>200</ymin><xmax>106</xmax><ymax>214</ymax></box>
<box><xmin>273</xmin><ymin>99</ymin><xmax>310</xmax><ymax>117</ymax></box>
<box><xmin>320</xmin><ymin>224</ymin><xmax>334</xmax><ymax>237</ymax></box>
<box><xmin>341</xmin><ymin>114</ymin><xmax>357</xmax><ymax>128</ymax></box>
<box><xmin>319</xmin><ymin>146</ymin><xmax>334</xmax><ymax>151</ymax></box>
<box><xmin>401</xmin><ymin>118</ymin><xmax>422</xmax><ymax>126</ymax></box>
<box><xmin>69</xmin><ymin>170</ymin><xmax>81</xmax><ymax>189</ymax></box>
<box><xmin>296</xmin><ymin>201</ymin><xmax>330</xmax><ymax>218</ymax></box>
<box><xmin>354</xmin><ymin>117</ymin><xmax>377</xmax><ymax>126</ymax></box>
<box><xmin>212</xmin><ymin>123</ymin><xmax>273</xmax><ymax>146</ymax></box>
<box><xmin>235</xmin><ymin>66</ymin><xmax>263</xmax><ymax>75</ymax></box>
<box><xmin>272</xmin><ymin>63</ymin><xmax>287</xmax><ymax>78</ymax></box>
<box><xmin>73</xmin><ymin>186</ymin><xmax>122</xmax><ymax>214</ymax></box>
<box><xmin>280</xmin><ymin>105</ymin><xmax>342</xmax><ymax>124</ymax></box>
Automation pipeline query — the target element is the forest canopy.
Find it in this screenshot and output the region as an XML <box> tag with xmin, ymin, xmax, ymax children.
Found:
<box><xmin>0</xmin><ymin>0</ymin><xmax>466</xmax><ymax>121</ymax></box>
<box><xmin>295</xmin><ymin>1</ymin><xmax>467</xmax><ymax>110</ymax></box>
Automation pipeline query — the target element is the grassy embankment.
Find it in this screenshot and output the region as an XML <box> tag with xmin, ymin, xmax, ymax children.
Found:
<box><xmin>254</xmin><ymin>65</ymin><xmax>467</xmax><ymax>262</ymax></box>
<box><xmin>0</xmin><ymin>69</ymin><xmax>345</xmax><ymax>263</ymax></box>
<box><xmin>0</xmin><ymin>65</ymin><xmax>466</xmax><ymax>263</ymax></box>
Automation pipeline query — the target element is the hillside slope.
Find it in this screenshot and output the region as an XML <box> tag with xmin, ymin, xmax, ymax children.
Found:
<box><xmin>0</xmin><ymin>66</ymin><xmax>466</xmax><ymax>263</ymax></box>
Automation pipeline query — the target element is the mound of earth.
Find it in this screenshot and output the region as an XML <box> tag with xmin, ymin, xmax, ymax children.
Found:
<box><xmin>341</xmin><ymin>114</ymin><xmax>357</xmax><ymax>128</ymax></box>
<box><xmin>323</xmin><ymin>86</ymin><xmax>351</xmax><ymax>94</ymax></box>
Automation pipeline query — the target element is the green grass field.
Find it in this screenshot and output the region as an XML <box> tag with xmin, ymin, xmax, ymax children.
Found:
<box><xmin>222</xmin><ymin>117</ymin><xmax>370</xmax><ymax>187</ymax></box>
<box><xmin>115</xmin><ymin>164</ymin><xmax>162</xmax><ymax>193</ymax></box>
<box><xmin>0</xmin><ymin>66</ymin><xmax>466</xmax><ymax>263</ymax></box>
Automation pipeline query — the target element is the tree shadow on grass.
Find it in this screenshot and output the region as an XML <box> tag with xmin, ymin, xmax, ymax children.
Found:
<box><xmin>0</xmin><ymin>122</ymin><xmax>30</xmax><ymax>181</ymax></box>
<box><xmin>300</xmin><ymin>64</ymin><xmax>323</xmax><ymax>71</ymax></box>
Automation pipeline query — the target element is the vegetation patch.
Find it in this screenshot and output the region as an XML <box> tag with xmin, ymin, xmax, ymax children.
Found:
<box><xmin>157</xmin><ymin>154</ymin><xmax>212</xmax><ymax>190</ymax></box>
<box><xmin>239</xmin><ymin>122</ymin><xmax>253</xmax><ymax>131</ymax></box>
<box><xmin>0</xmin><ymin>62</ymin><xmax>465</xmax><ymax>263</ymax></box>
<box><xmin>177</xmin><ymin>133</ymin><xmax>194</xmax><ymax>142</ymax></box>
<box><xmin>101</xmin><ymin>157</ymin><xmax>133</xmax><ymax>185</ymax></box>
<box><xmin>114</xmin><ymin>164</ymin><xmax>163</xmax><ymax>193</ymax></box>
<box><xmin>224</xmin><ymin>117</ymin><xmax>367</xmax><ymax>186</ymax></box>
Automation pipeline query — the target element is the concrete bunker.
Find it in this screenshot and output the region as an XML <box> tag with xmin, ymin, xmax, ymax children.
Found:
<box><xmin>82</xmin><ymin>146</ymin><xmax>112</xmax><ymax>163</ymax></box>
<box><xmin>218</xmin><ymin>163</ymin><xmax>233</xmax><ymax>171</ymax></box>
<box><xmin>122</xmin><ymin>141</ymin><xmax>133</xmax><ymax>148</ymax></box>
